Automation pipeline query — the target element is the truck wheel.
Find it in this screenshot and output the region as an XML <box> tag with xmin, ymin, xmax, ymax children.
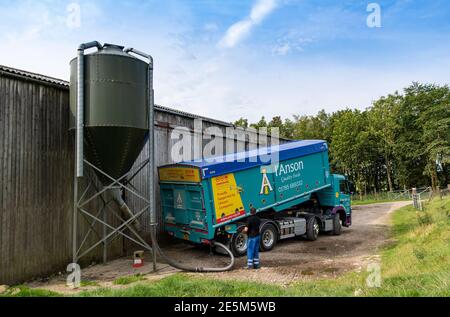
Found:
<box><xmin>260</xmin><ymin>224</ymin><xmax>277</xmax><ymax>252</ymax></box>
<box><xmin>332</xmin><ymin>213</ymin><xmax>342</xmax><ymax>235</ymax></box>
<box><xmin>306</xmin><ymin>217</ymin><xmax>320</xmax><ymax>241</ymax></box>
<box><xmin>230</xmin><ymin>232</ymin><xmax>248</xmax><ymax>257</ymax></box>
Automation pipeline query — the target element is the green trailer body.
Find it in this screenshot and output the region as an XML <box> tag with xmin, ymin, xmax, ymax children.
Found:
<box><xmin>158</xmin><ymin>140</ymin><xmax>352</xmax><ymax>255</ymax></box>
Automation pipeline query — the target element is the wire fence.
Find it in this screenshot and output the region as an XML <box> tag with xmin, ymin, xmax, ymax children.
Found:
<box><xmin>352</xmin><ymin>188</ymin><xmax>419</xmax><ymax>203</ymax></box>
<box><xmin>352</xmin><ymin>185</ymin><xmax>450</xmax><ymax>210</ymax></box>
<box><xmin>412</xmin><ymin>186</ymin><xmax>449</xmax><ymax>211</ymax></box>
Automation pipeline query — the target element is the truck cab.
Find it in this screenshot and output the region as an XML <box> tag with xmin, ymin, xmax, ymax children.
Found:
<box><xmin>316</xmin><ymin>174</ymin><xmax>352</xmax><ymax>227</ymax></box>
<box><xmin>334</xmin><ymin>174</ymin><xmax>352</xmax><ymax>218</ymax></box>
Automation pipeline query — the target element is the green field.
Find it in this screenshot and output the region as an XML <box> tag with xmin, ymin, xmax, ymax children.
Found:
<box><xmin>2</xmin><ymin>197</ymin><xmax>449</xmax><ymax>297</ymax></box>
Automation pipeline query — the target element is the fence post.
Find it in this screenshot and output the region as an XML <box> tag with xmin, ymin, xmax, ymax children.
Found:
<box><xmin>412</xmin><ymin>188</ymin><xmax>420</xmax><ymax>210</ymax></box>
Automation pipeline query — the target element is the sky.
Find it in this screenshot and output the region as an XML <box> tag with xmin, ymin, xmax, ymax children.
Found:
<box><xmin>0</xmin><ymin>0</ymin><xmax>450</xmax><ymax>123</ymax></box>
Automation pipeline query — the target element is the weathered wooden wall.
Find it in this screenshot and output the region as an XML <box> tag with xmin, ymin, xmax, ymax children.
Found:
<box><xmin>0</xmin><ymin>66</ymin><xmax>286</xmax><ymax>284</ymax></box>
<box><xmin>0</xmin><ymin>70</ymin><xmax>124</xmax><ymax>285</ymax></box>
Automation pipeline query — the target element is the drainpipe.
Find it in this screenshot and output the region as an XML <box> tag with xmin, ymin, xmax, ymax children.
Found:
<box><xmin>124</xmin><ymin>47</ymin><xmax>156</xmax><ymax>271</ymax></box>
<box><xmin>76</xmin><ymin>41</ymin><xmax>102</xmax><ymax>178</ymax></box>
<box><xmin>73</xmin><ymin>41</ymin><xmax>102</xmax><ymax>264</ymax></box>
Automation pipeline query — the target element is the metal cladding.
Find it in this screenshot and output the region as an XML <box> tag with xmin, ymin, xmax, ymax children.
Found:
<box><xmin>69</xmin><ymin>43</ymin><xmax>149</xmax><ymax>183</ymax></box>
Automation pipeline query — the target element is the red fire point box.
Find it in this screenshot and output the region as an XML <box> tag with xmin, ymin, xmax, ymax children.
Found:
<box><xmin>133</xmin><ymin>251</ymin><xmax>145</xmax><ymax>268</ymax></box>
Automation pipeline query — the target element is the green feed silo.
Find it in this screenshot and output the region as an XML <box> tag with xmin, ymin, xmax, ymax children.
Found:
<box><xmin>69</xmin><ymin>43</ymin><xmax>149</xmax><ymax>184</ymax></box>
<box><xmin>70</xmin><ymin>42</ymin><xmax>157</xmax><ymax>268</ymax></box>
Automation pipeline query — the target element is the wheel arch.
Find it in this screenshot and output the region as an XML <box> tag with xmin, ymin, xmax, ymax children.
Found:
<box><xmin>259</xmin><ymin>219</ymin><xmax>280</xmax><ymax>240</ymax></box>
<box><xmin>332</xmin><ymin>206</ymin><xmax>347</xmax><ymax>223</ymax></box>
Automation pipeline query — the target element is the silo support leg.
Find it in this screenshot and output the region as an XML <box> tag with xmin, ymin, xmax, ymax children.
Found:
<box><xmin>105</xmin><ymin>204</ymin><xmax>153</xmax><ymax>251</ymax></box>
<box><xmin>150</xmin><ymin>224</ymin><xmax>157</xmax><ymax>272</ymax></box>
<box><xmin>77</xmin><ymin>205</ymin><xmax>105</xmax><ymax>255</ymax></box>
<box><xmin>72</xmin><ymin>177</ymin><xmax>79</xmax><ymax>264</ymax></box>
<box><xmin>73</xmin><ymin>159</ymin><xmax>155</xmax><ymax>265</ymax></box>
<box><xmin>77</xmin><ymin>205</ymin><xmax>151</xmax><ymax>260</ymax></box>
<box><xmin>80</xmin><ymin>160</ymin><xmax>150</xmax><ymax>208</ymax></box>
<box><xmin>103</xmin><ymin>206</ymin><xmax>107</xmax><ymax>264</ymax></box>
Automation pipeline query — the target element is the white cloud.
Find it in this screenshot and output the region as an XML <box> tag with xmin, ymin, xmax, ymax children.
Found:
<box><xmin>271</xmin><ymin>29</ymin><xmax>314</xmax><ymax>56</ymax></box>
<box><xmin>272</xmin><ymin>43</ymin><xmax>291</xmax><ymax>55</ymax></box>
<box><xmin>250</xmin><ymin>0</ymin><xmax>278</xmax><ymax>23</ymax></box>
<box><xmin>219</xmin><ymin>0</ymin><xmax>278</xmax><ymax>48</ymax></box>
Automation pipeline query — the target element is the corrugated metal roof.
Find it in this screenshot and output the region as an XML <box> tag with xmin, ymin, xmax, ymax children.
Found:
<box><xmin>154</xmin><ymin>104</ymin><xmax>234</xmax><ymax>127</ymax></box>
<box><xmin>0</xmin><ymin>64</ymin><xmax>69</xmax><ymax>88</ymax></box>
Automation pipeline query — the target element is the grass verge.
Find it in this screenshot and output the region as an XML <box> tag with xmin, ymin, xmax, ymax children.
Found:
<box><xmin>3</xmin><ymin>197</ymin><xmax>449</xmax><ymax>297</ymax></box>
<box><xmin>113</xmin><ymin>274</ymin><xmax>146</xmax><ymax>285</ymax></box>
<box><xmin>0</xmin><ymin>285</ymin><xmax>61</xmax><ymax>297</ymax></box>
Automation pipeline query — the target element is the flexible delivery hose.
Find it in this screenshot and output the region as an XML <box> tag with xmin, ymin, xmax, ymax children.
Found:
<box><xmin>112</xmin><ymin>189</ymin><xmax>235</xmax><ymax>272</ymax></box>
<box><xmin>114</xmin><ymin>193</ymin><xmax>235</xmax><ymax>272</ymax></box>
<box><xmin>152</xmin><ymin>239</ymin><xmax>235</xmax><ymax>272</ymax></box>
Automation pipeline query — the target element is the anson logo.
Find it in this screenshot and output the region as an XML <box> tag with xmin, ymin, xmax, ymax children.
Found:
<box><xmin>260</xmin><ymin>168</ymin><xmax>274</xmax><ymax>195</ymax></box>
<box><xmin>275</xmin><ymin>160</ymin><xmax>304</xmax><ymax>176</ymax></box>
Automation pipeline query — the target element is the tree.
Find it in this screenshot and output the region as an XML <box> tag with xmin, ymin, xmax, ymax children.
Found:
<box><xmin>330</xmin><ymin>109</ymin><xmax>377</xmax><ymax>197</ymax></box>
<box><xmin>233</xmin><ymin>117</ymin><xmax>249</xmax><ymax>128</ymax></box>
<box><xmin>237</xmin><ymin>82</ymin><xmax>450</xmax><ymax>195</ymax></box>
<box><xmin>367</xmin><ymin>93</ymin><xmax>401</xmax><ymax>191</ymax></box>
<box><xmin>412</xmin><ymin>84</ymin><xmax>450</xmax><ymax>189</ymax></box>
<box><xmin>250</xmin><ymin>116</ymin><xmax>268</xmax><ymax>130</ymax></box>
<box><xmin>290</xmin><ymin>110</ymin><xmax>330</xmax><ymax>141</ymax></box>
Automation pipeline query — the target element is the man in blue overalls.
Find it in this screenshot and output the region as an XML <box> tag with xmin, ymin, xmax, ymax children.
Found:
<box><xmin>243</xmin><ymin>208</ymin><xmax>261</xmax><ymax>269</ymax></box>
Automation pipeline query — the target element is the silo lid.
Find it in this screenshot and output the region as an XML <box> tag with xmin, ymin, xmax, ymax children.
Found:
<box><xmin>94</xmin><ymin>43</ymin><xmax>129</xmax><ymax>57</ymax></box>
<box><xmin>103</xmin><ymin>43</ymin><xmax>125</xmax><ymax>50</ymax></box>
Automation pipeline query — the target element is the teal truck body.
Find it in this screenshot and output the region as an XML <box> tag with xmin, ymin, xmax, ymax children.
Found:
<box><xmin>158</xmin><ymin>140</ymin><xmax>352</xmax><ymax>256</ymax></box>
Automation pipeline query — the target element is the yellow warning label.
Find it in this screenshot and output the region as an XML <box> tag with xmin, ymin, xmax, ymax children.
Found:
<box><xmin>159</xmin><ymin>167</ymin><xmax>201</xmax><ymax>183</ymax></box>
<box><xmin>212</xmin><ymin>174</ymin><xmax>245</xmax><ymax>224</ymax></box>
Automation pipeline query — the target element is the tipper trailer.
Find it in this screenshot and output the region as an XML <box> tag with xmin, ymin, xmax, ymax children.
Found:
<box><xmin>158</xmin><ymin>140</ymin><xmax>352</xmax><ymax>256</ymax></box>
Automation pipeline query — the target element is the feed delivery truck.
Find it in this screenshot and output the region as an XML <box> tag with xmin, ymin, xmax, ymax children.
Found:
<box><xmin>158</xmin><ymin>140</ymin><xmax>352</xmax><ymax>256</ymax></box>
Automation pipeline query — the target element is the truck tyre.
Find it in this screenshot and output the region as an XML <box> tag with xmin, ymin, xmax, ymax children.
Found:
<box><xmin>260</xmin><ymin>224</ymin><xmax>277</xmax><ymax>252</ymax></box>
<box><xmin>230</xmin><ymin>231</ymin><xmax>248</xmax><ymax>257</ymax></box>
<box><xmin>306</xmin><ymin>217</ymin><xmax>319</xmax><ymax>241</ymax></box>
<box><xmin>332</xmin><ymin>213</ymin><xmax>342</xmax><ymax>235</ymax></box>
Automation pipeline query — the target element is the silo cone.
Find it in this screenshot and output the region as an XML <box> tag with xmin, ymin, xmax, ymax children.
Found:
<box><xmin>70</xmin><ymin>43</ymin><xmax>149</xmax><ymax>231</ymax></box>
